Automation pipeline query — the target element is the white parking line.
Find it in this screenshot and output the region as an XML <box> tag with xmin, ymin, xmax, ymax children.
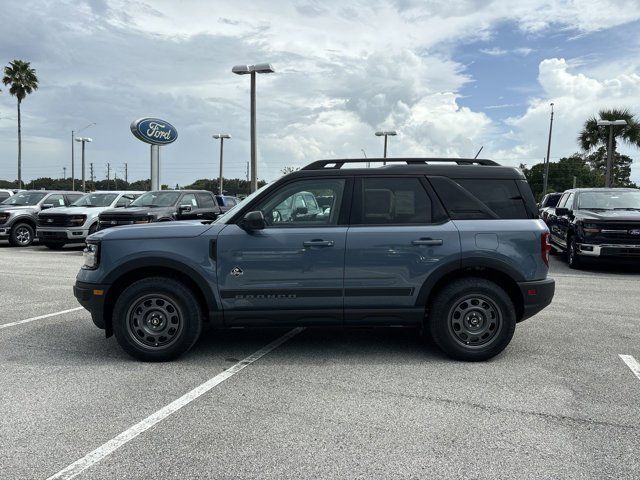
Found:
<box><xmin>0</xmin><ymin>307</ymin><xmax>84</xmax><ymax>330</ymax></box>
<box><xmin>619</xmin><ymin>354</ymin><xmax>640</xmax><ymax>381</ymax></box>
<box><xmin>47</xmin><ymin>327</ymin><xmax>305</xmax><ymax>480</ymax></box>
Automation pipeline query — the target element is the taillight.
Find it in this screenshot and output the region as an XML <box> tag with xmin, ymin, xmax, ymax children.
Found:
<box><xmin>541</xmin><ymin>232</ymin><xmax>552</xmax><ymax>266</ymax></box>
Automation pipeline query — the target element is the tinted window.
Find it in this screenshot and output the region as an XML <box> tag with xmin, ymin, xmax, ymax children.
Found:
<box><xmin>131</xmin><ymin>191</ymin><xmax>181</xmax><ymax>207</ymax></box>
<box><xmin>256</xmin><ymin>179</ymin><xmax>346</xmax><ymax>227</ymax></box>
<box><xmin>454</xmin><ymin>179</ymin><xmax>529</xmax><ymax>219</ymax></box>
<box><xmin>544</xmin><ymin>194</ymin><xmax>561</xmax><ymax>207</ymax></box>
<box><xmin>557</xmin><ymin>193</ymin><xmax>569</xmax><ymax>209</ymax></box>
<box><xmin>115</xmin><ymin>194</ymin><xmax>138</xmax><ymax>208</ymax></box>
<box><xmin>66</xmin><ymin>194</ymin><xmax>84</xmax><ymax>204</ymax></box>
<box><xmin>565</xmin><ymin>193</ymin><xmax>575</xmax><ymax>210</ymax></box>
<box><xmin>357</xmin><ymin>177</ymin><xmax>431</xmax><ymax>225</ymax></box>
<box><xmin>46</xmin><ymin>194</ymin><xmax>66</xmax><ymax>207</ymax></box>
<box><xmin>196</xmin><ymin>192</ymin><xmax>216</xmax><ymax>208</ymax></box>
<box><xmin>225</xmin><ymin>197</ymin><xmax>237</xmax><ymax>206</ymax></box>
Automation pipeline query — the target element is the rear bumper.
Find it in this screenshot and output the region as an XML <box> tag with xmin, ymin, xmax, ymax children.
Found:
<box><xmin>577</xmin><ymin>243</ymin><xmax>640</xmax><ymax>258</ymax></box>
<box><xmin>74</xmin><ymin>281</ymin><xmax>110</xmax><ymax>331</ymax></box>
<box><xmin>518</xmin><ymin>278</ymin><xmax>555</xmax><ymax>322</ymax></box>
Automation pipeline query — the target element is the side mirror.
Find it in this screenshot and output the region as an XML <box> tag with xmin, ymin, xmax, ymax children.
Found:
<box><xmin>295</xmin><ymin>206</ymin><xmax>308</xmax><ymax>216</ymax></box>
<box><xmin>555</xmin><ymin>207</ymin><xmax>570</xmax><ymax>216</ymax></box>
<box><xmin>240</xmin><ymin>210</ymin><xmax>266</xmax><ymax>231</ymax></box>
<box><xmin>178</xmin><ymin>204</ymin><xmax>192</xmax><ymax>214</ymax></box>
<box><xmin>41</xmin><ymin>203</ymin><xmax>54</xmax><ymax>210</ymax></box>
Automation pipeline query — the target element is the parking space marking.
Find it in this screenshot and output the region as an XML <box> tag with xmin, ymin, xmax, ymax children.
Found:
<box><xmin>0</xmin><ymin>307</ymin><xmax>84</xmax><ymax>330</ymax></box>
<box><xmin>619</xmin><ymin>354</ymin><xmax>640</xmax><ymax>382</ymax></box>
<box><xmin>46</xmin><ymin>327</ymin><xmax>305</xmax><ymax>480</ymax></box>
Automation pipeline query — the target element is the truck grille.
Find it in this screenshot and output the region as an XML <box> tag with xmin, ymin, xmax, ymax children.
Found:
<box><xmin>98</xmin><ymin>215</ymin><xmax>151</xmax><ymax>230</ymax></box>
<box><xmin>37</xmin><ymin>215</ymin><xmax>74</xmax><ymax>227</ymax></box>
<box><xmin>599</xmin><ymin>223</ymin><xmax>640</xmax><ymax>242</ymax></box>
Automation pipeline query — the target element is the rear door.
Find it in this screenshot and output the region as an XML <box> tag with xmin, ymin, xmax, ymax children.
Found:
<box><xmin>344</xmin><ymin>176</ymin><xmax>460</xmax><ymax>324</ymax></box>
<box><xmin>216</xmin><ymin>177</ymin><xmax>350</xmax><ymax>326</ymax></box>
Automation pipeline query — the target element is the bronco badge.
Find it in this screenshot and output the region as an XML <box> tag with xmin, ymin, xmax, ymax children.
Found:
<box><xmin>230</xmin><ymin>267</ymin><xmax>243</xmax><ymax>277</ymax></box>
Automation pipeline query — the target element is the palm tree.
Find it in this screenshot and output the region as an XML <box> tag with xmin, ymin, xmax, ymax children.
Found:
<box><xmin>578</xmin><ymin>108</ymin><xmax>640</xmax><ymax>186</ymax></box>
<box><xmin>2</xmin><ymin>60</ymin><xmax>39</xmax><ymax>189</ymax></box>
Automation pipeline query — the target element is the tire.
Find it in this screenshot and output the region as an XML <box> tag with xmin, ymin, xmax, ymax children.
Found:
<box><xmin>112</xmin><ymin>277</ymin><xmax>203</xmax><ymax>361</ymax></box>
<box><xmin>428</xmin><ymin>278</ymin><xmax>516</xmax><ymax>361</ymax></box>
<box><xmin>9</xmin><ymin>222</ymin><xmax>35</xmax><ymax>247</ymax></box>
<box><xmin>567</xmin><ymin>236</ymin><xmax>582</xmax><ymax>269</ymax></box>
<box><xmin>43</xmin><ymin>242</ymin><xmax>65</xmax><ymax>250</ymax></box>
<box><xmin>88</xmin><ymin>223</ymin><xmax>98</xmax><ymax>236</ymax></box>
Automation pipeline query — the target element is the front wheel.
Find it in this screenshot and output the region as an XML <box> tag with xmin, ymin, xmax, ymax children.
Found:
<box><xmin>567</xmin><ymin>237</ymin><xmax>582</xmax><ymax>269</ymax></box>
<box><xmin>428</xmin><ymin>278</ymin><xmax>516</xmax><ymax>361</ymax></box>
<box><xmin>112</xmin><ymin>277</ymin><xmax>203</xmax><ymax>361</ymax></box>
<box><xmin>9</xmin><ymin>222</ymin><xmax>35</xmax><ymax>247</ymax></box>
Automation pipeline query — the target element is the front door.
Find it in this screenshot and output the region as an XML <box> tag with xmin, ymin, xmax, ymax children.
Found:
<box><xmin>344</xmin><ymin>176</ymin><xmax>461</xmax><ymax>324</ymax></box>
<box><xmin>216</xmin><ymin>177</ymin><xmax>351</xmax><ymax>326</ymax></box>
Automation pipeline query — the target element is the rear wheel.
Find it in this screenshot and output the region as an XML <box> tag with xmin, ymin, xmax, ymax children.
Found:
<box><xmin>428</xmin><ymin>278</ymin><xmax>516</xmax><ymax>361</ymax></box>
<box><xmin>112</xmin><ymin>277</ymin><xmax>203</xmax><ymax>361</ymax></box>
<box><xmin>9</xmin><ymin>222</ymin><xmax>34</xmax><ymax>247</ymax></box>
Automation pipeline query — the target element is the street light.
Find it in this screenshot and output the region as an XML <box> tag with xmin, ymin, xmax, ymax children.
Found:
<box><xmin>74</xmin><ymin>137</ymin><xmax>92</xmax><ymax>192</ymax></box>
<box><xmin>213</xmin><ymin>134</ymin><xmax>231</xmax><ymax>195</ymax></box>
<box><xmin>542</xmin><ymin>103</ymin><xmax>554</xmax><ymax>197</ymax></box>
<box><xmin>232</xmin><ymin>63</ymin><xmax>275</xmax><ymax>192</ymax></box>
<box><xmin>375</xmin><ymin>130</ymin><xmax>397</xmax><ymax>164</ymax></box>
<box><xmin>597</xmin><ymin>119</ymin><xmax>628</xmax><ymax>188</ymax></box>
<box><xmin>72</xmin><ymin>122</ymin><xmax>95</xmax><ymax>191</ymax></box>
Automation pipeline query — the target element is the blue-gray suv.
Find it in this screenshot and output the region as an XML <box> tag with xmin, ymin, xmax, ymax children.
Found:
<box><xmin>74</xmin><ymin>159</ymin><xmax>555</xmax><ymax>361</ymax></box>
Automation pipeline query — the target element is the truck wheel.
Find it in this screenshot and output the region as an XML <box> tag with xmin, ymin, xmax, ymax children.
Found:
<box><xmin>567</xmin><ymin>237</ymin><xmax>582</xmax><ymax>269</ymax></box>
<box><xmin>428</xmin><ymin>278</ymin><xmax>516</xmax><ymax>361</ymax></box>
<box><xmin>43</xmin><ymin>242</ymin><xmax>65</xmax><ymax>250</ymax></box>
<box><xmin>88</xmin><ymin>223</ymin><xmax>98</xmax><ymax>236</ymax></box>
<box><xmin>9</xmin><ymin>222</ymin><xmax>35</xmax><ymax>247</ymax></box>
<box><xmin>112</xmin><ymin>277</ymin><xmax>203</xmax><ymax>361</ymax></box>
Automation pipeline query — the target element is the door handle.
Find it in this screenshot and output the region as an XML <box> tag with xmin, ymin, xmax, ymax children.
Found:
<box><xmin>303</xmin><ymin>239</ymin><xmax>334</xmax><ymax>248</ymax></box>
<box><xmin>197</xmin><ymin>213</ymin><xmax>203</xmax><ymax>217</ymax></box>
<box><xmin>411</xmin><ymin>238</ymin><xmax>443</xmax><ymax>246</ymax></box>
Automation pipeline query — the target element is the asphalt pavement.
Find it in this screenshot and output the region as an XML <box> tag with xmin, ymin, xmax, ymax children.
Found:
<box><xmin>1</xmin><ymin>242</ymin><xmax>639</xmax><ymax>479</ymax></box>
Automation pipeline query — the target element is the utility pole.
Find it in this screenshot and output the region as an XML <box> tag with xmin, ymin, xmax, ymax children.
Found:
<box><xmin>63</xmin><ymin>167</ymin><xmax>66</xmax><ymax>179</ymax></box>
<box><xmin>213</xmin><ymin>134</ymin><xmax>231</xmax><ymax>195</ymax></box>
<box><xmin>542</xmin><ymin>103</ymin><xmax>554</xmax><ymax>197</ymax></box>
<box><xmin>124</xmin><ymin>163</ymin><xmax>128</xmax><ymax>184</ymax></box>
<box><xmin>114</xmin><ymin>171</ymin><xmax>118</xmax><ymax>190</ymax></box>
<box><xmin>106</xmin><ymin>163</ymin><xmax>111</xmax><ymax>191</ymax></box>
<box><xmin>246</xmin><ymin>161</ymin><xmax>250</xmax><ymax>182</ymax></box>
<box><xmin>90</xmin><ymin>163</ymin><xmax>95</xmax><ymax>183</ymax></box>
<box><xmin>375</xmin><ymin>130</ymin><xmax>398</xmax><ymax>165</ymax></box>
<box><xmin>573</xmin><ymin>176</ymin><xmax>577</xmax><ymax>189</ymax></box>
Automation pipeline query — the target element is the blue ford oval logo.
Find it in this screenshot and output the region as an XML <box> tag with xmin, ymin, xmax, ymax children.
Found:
<box><xmin>130</xmin><ymin>118</ymin><xmax>178</xmax><ymax>145</ymax></box>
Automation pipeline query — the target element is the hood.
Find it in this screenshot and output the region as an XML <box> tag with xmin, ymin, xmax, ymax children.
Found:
<box><xmin>90</xmin><ymin>220</ymin><xmax>223</xmax><ymax>241</ymax></box>
<box><xmin>576</xmin><ymin>209</ymin><xmax>640</xmax><ymax>222</ymax></box>
<box><xmin>39</xmin><ymin>206</ymin><xmax>104</xmax><ymax>216</ymax></box>
<box><xmin>0</xmin><ymin>205</ymin><xmax>38</xmax><ymax>214</ymax></box>
<box><xmin>100</xmin><ymin>207</ymin><xmax>157</xmax><ymax>217</ymax></box>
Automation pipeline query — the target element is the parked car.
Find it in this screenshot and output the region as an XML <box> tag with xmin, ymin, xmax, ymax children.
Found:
<box><xmin>0</xmin><ymin>189</ymin><xmax>15</xmax><ymax>202</ymax></box>
<box><xmin>546</xmin><ymin>187</ymin><xmax>640</xmax><ymax>268</ymax></box>
<box><xmin>36</xmin><ymin>191</ymin><xmax>144</xmax><ymax>249</ymax></box>
<box><xmin>538</xmin><ymin>192</ymin><xmax>562</xmax><ymax>223</ymax></box>
<box><xmin>0</xmin><ymin>190</ymin><xmax>84</xmax><ymax>246</ymax></box>
<box><xmin>216</xmin><ymin>195</ymin><xmax>240</xmax><ymax>211</ymax></box>
<box><xmin>271</xmin><ymin>190</ymin><xmax>324</xmax><ymax>223</ymax></box>
<box><xmin>75</xmin><ymin>158</ymin><xmax>554</xmax><ymax>362</ymax></box>
<box><xmin>97</xmin><ymin>190</ymin><xmax>223</xmax><ymax>230</ymax></box>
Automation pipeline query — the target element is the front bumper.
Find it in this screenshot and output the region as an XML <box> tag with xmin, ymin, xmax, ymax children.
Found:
<box><xmin>74</xmin><ymin>281</ymin><xmax>110</xmax><ymax>331</ymax></box>
<box><xmin>518</xmin><ymin>278</ymin><xmax>555</xmax><ymax>322</ymax></box>
<box><xmin>577</xmin><ymin>243</ymin><xmax>640</xmax><ymax>258</ymax></box>
<box><xmin>38</xmin><ymin>226</ymin><xmax>90</xmax><ymax>241</ymax></box>
<box><xmin>0</xmin><ymin>226</ymin><xmax>9</xmax><ymax>239</ymax></box>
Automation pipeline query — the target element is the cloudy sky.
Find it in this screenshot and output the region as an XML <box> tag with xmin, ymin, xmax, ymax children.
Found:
<box><xmin>1</xmin><ymin>0</ymin><xmax>639</xmax><ymax>186</ymax></box>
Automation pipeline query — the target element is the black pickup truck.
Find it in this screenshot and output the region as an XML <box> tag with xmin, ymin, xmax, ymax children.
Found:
<box><xmin>546</xmin><ymin>188</ymin><xmax>640</xmax><ymax>268</ymax></box>
<box><xmin>98</xmin><ymin>190</ymin><xmax>233</xmax><ymax>230</ymax></box>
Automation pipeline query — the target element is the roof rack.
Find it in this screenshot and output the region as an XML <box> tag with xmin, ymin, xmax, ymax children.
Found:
<box><xmin>301</xmin><ymin>158</ymin><xmax>499</xmax><ymax>170</ymax></box>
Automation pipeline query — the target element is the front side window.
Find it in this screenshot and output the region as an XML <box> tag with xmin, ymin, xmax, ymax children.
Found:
<box><xmin>46</xmin><ymin>194</ymin><xmax>66</xmax><ymax>207</ymax></box>
<box><xmin>131</xmin><ymin>191</ymin><xmax>181</xmax><ymax>207</ymax></box>
<box><xmin>115</xmin><ymin>194</ymin><xmax>139</xmax><ymax>207</ymax></box>
<box><xmin>356</xmin><ymin>177</ymin><xmax>431</xmax><ymax>225</ymax></box>
<box><xmin>196</xmin><ymin>193</ymin><xmax>216</xmax><ymax>208</ymax></box>
<box><xmin>2</xmin><ymin>192</ymin><xmax>46</xmax><ymax>206</ymax></box>
<box><xmin>180</xmin><ymin>193</ymin><xmax>198</xmax><ymax>207</ymax></box>
<box><xmin>255</xmin><ymin>179</ymin><xmax>346</xmax><ymax>227</ymax></box>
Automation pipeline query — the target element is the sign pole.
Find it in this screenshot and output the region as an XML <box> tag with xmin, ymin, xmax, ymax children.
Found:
<box><xmin>151</xmin><ymin>144</ymin><xmax>160</xmax><ymax>190</ymax></box>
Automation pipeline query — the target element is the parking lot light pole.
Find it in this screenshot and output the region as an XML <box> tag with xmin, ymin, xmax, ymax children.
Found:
<box><xmin>232</xmin><ymin>63</ymin><xmax>274</xmax><ymax>192</ymax></box>
<box><xmin>597</xmin><ymin>119</ymin><xmax>628</xmax><ymax>188</ymax></box>
<box><xmin>375</xmin><ymin>130</ymin><xmax>397</xmax><ymax>165</ymax></box>
<box><xmin>72</xmin><ymin>122</ymin><xmax>95</xmax><ymax>191</ymax></box>
<box><xmin>213</xmin><ymin>134</ymin><xmax>231</xmax><ymax>195</ymax></box>
<box><xmin>74</xmin><ymin>137</ymin><xmax>92</xmax><ymax>192</ymax></box>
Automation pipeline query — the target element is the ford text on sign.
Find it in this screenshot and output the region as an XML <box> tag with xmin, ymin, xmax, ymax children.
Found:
<box><xmin>130</xmin><ymin>118</ymin><xmax>178</xmax><ymax>145</ymax></box>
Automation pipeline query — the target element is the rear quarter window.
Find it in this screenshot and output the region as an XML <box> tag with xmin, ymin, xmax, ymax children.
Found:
<box><xmin>454</xmin><ymin>179</ymin><xmax>531</xmax><ymax>219</ymax></box>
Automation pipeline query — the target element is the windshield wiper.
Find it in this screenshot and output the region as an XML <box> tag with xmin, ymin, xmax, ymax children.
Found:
<box><xmin>613</xmin><ymin>207</ymin><xmax>640</xmax><ymax>211</ymax></box>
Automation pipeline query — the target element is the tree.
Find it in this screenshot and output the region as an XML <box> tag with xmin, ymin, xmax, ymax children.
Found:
<box><xmin>2</xmin><ymin>60</ymin><xmax>39</xmax><ymax>189</ymax></box>
<box><xmin>281</xmin><ymin>166</ymin><xmax>300</xmax><ymax>175</ymax></box>
<box><xmin>521</xmin><ymin>154</ymin><xmax>602</xmax><ymax>200</ymax></box>
<box><xmin>578</xmin><ymin>108</ymin><xmax>640</xmax><ymax>186</ymax></box>
<box><xmin>584</xmin><ymin>146</ymin><xmax>635</xmax><ymax>188</ymax></box>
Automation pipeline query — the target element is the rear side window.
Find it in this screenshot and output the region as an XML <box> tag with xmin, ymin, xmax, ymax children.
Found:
<box><xmin>196</xmin><ymin>193</ymin><xmax>216</xmax><ymax>208</ymax></box>
<box><xmin>454</xmin><ymin>179</ymin><xmax>530</xmax><ymax>219</ymax></box>
<box><xmin>355</xmin><ymin>177</ymin><xmax>432</xmax><ymax>225</ymax></box>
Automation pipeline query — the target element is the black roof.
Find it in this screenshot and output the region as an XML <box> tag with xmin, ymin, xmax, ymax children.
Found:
<box><xmin>288</xmin><ymin>158</ymin><xmax>525</xmax><ymax>180</ymax></box>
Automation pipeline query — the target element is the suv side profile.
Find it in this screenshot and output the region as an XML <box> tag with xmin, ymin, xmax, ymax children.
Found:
<box><xmin>97</xmin><ymin>190</ymin><xmax>225</xmax><ymax>230</ymax></box>
<box><xmin>74</xmin><ymin>159</ymin><xmax>555</xmax><ymax>362</ymax></box>
<box><xmin>0</xmin><ymin>190</ymin><xmax>84</xmax><ymax>247</ymax></box>
<box><xmin>36</xmin><ymin>191</ymin><xmax>144</xmax><ymax>249</ymax></box>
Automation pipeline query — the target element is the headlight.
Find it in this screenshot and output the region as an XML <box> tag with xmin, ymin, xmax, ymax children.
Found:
<box><xmin>0</xmin><ymin>213</ymin><xmax>9</xmax><ymax>223</ymax></box>
<box><xmin>82</xmin><ymin>242</ymin><xmax>100</xmax><ymax>269</ymax></box>
<box><xmin>582</xmin><ymin>223</ymin><xmax>600</xmax><ymax>234</ymax></box>
<box><xmin>133</xmin><ymin>217</ymin><xmax>151</xmax><ymax>224</ymax></box>
<box><xmin>70</xmin><ymin>215</ymin><xmax>87</xmax><ymax>226</ymax></box>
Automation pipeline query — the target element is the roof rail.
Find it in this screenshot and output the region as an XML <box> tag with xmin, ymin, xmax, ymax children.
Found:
<box><xmin>301</xmin><ymin>158</ymin><xmax>499</xmax><ymax>170</ymax></box>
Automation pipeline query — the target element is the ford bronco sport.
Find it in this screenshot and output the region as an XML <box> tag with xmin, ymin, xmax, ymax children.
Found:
<box><xmin>74</xmin><ymin>159</ymin><xmax>555</xmax><ymax>362</ymax></box>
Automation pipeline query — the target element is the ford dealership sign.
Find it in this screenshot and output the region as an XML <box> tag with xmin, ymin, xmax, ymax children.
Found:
<box><xmin>130</xmin><ymin>118</ymin><xmax>178</xmax><ymax>145</ymax></box>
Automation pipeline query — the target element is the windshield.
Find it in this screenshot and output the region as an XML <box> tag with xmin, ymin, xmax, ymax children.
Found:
<box><xmin>72</xmin><ymin>193</ymin><xmax>118</xmax><ymax>207</ymax></box>
<box><xmin>578</xmin><ymin>190</ymin><xmax>640</xmax><ymax>210</ymax></box>
<box><xmin>213</xmin><ymin>183</ymin><xmax>271</xmax><ymax>224</ymax></box>
<box><xmin>130</xmin><ymin>191</ymin><xmax>181</xmax><ymax>207</ymax></box>
<box><xmin>1</xmin><ymin>192</ymin><xmax>46</xmax><ymax>206</ymax></box>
